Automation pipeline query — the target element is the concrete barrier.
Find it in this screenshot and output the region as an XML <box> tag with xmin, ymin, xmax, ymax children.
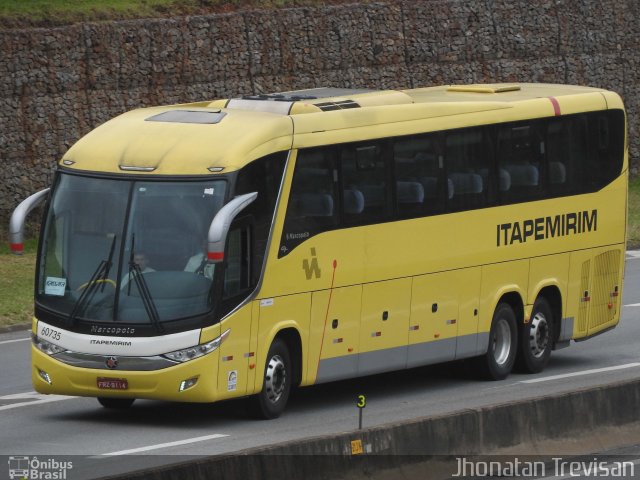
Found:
<box><xmin>100</xmin><ymin>378</ymin><xmax>640</xmax><ymax>480</ymax></box>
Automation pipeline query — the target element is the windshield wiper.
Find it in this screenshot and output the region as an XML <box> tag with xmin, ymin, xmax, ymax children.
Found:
<box><xmin>124</xmin><ymin>234</ymin><xmax>163</xmax><ymax>333</ymax></box>
<box><xmin>129</xmin><ymin>261</ymin><xmax>163</xmax><ymax>334</ymax></box>
<box><xmin>69</xmin><ymin>234</ymin><xmax>117</xmax><ymax>326</ymax></box>
<box><xmin>100</xmin><ymin>235</ymin><xmax>117</xmax><ymax>292</ymax></box>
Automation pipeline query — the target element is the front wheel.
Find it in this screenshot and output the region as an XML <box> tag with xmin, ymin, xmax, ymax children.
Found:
<box><xmin>476</xmin><ymin>303</ymin><xmax>518</xmax><ymax>380</ymax></box>
<box><xmin>516</xmin><ymin>297</ymin><xmax>553</xmax><ymax>373</ymax></box>
<box><xmin>98</xmin><ymin>397</ymin><xmax>135</xmax><ymax>409</ymax></box>
<box><xmin>249</xmin><ymin>338</ymin><xmax>291</xmax><ymax>420</ymax></box>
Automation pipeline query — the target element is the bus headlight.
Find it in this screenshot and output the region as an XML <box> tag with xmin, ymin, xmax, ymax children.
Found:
<box><xmin>163</xmin><ymin>329</ymin><xmax>230</xmax><ymax>363</ymax></box>
<box><xmin>32</xmin><ymin>334</ymin><xmax>66</xmax><ymax>356</ymax></box>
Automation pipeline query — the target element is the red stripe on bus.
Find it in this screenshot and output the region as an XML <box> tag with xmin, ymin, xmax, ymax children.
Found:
<box><xmin>207</xmin><ymin>252</ymin><xmax>224</xmax><ymax>260</ymax></box>
<box><xmin>548</xmin><ymin>97</ymin><xmax>561</xmax><ymax>116</ymax></box>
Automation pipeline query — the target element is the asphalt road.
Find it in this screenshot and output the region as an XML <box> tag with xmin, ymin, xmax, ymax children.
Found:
<box><xmin>1</xmin><ymin>253</ymin><xmax>639</xmax><ymax>479</ymax></box>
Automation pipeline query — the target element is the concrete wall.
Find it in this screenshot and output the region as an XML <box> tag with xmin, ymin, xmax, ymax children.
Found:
<box><xmin>1</xmin><ymin>0</ymin><xmax>639</xmax><ymax>223</ymax></box>
<box><xmin>100</xmin><ymin>378</ymin><xmax>640</xmax><ymax>480</ymax></box>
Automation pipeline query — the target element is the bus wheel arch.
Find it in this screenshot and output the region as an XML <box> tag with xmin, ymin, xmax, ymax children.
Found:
<box><xmin>250</xmin><ymin>327</ymin><xmax>302</xmax><ymax>419</ymax></box>
<box><xmin>539</xmin><ymin>285</ymin><xmax>562</xmax><ymax>348</ymax></box>
<box><xmin>517</xmin><ymin>287</ymin><xmax>560</xmax><ymax>373</ymax></box>
<box><xmin>498</xmin><ymin>291</ymin><xmax>525</xmax><ymax>331</ymax></box>
<box><xmin>476</xmin><ymin>295</ymin><xmax>521</xmax><ymax>380</ymax></box>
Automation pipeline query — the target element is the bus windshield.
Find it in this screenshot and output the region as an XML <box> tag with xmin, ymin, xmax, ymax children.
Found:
<box><xmin>36</xmin><ymin>173</ymin><xmax>227</xmax><ymax>328</ymax></box>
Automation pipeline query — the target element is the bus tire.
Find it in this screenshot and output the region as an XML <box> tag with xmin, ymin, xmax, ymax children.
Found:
<box><xmin>249</xmin><ymin>338</ymin><xmax>291</xmax><ymax>419</ymax></box>
<box><xmin>516</xmin><ymin>297</ymin><xmax>553</xmax><ymax>373</ymax></box>
<box><xmin>97</xmin><ymin>397</ymin><xmax>135</xmax><ymax>409</ymax></box>
<box><xmin>477</xmin><ymin>303</ymin><xmax>517</xmax><ymax>380</ymax></box>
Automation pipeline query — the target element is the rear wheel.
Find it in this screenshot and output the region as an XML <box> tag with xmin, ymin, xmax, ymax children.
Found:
<box><xmin>97</xmin><ymin>397</ymin><xmax>135</xmax><ymax>409</ymax></box>
<box><xmin>249</xmin><ymin>338</ymin><xmax>291</xmax><ymax>419</ymax></box>
<box><xmin>476</xmin><ymin>303</ymin><xmax>517</xmax><ymax>380</ymax></box>
<box><xmin>516</xmin><ymin>297</ymin><xmax>553</xmax><ymax>373</ymax></box>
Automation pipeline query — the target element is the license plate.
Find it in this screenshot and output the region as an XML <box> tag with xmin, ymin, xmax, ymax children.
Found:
<box><xmin>97</xmin><ymin>377</ymin><xmax>129</xmax><ymax>390</ymax></box>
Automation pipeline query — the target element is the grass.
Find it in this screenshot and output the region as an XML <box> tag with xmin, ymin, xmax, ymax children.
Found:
<box><xmin>0</xmin><ymin>238</ymin><xmax>37</xmax><ymax>328</ymax></box>
<box><xmin>0</xmin><ymin>182</ymin><xmax>639</xmax><ymax>328</ymax></box>
<box><xmin>628</xmin><ymin>176</ymin><xmax>640</xmax><ymax>250</ymax></box>
<box><xmin>0</xmin><ymin>0</ymin><xmax>308</xmax><ymax>28</ymax></box>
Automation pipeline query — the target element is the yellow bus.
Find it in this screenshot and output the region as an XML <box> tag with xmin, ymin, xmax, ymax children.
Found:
<box><xmin>11</xmin><ymin>83</ymin><xmax>627</xmax><ymax>418</ymax></box>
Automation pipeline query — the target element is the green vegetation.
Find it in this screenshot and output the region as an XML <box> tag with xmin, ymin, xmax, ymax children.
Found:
<box><xmin>0</xmin><ymin>238</ymin><xmax>37</xmax><ymax>328</ymax></box>
<box><xmin>0</xmin><ymin>0</ymin><xmax>302</xmax><ymax>28</ymax></box>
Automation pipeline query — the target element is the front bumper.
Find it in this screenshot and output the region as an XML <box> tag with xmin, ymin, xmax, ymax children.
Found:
<box><xmin>32</xmin><ymin>345</ymin><xmax>221</xmax><ymax>402</ymax></box>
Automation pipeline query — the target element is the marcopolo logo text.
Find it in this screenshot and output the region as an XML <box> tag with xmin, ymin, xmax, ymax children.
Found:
<box><xmin>90</xmin><ymin>326</ymin><xmax>136</xmax><ymax>335</ymax></box>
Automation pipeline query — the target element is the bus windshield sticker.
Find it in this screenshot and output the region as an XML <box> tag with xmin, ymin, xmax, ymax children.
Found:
<box><xmin>204</xmin><ymin>188</ymin><xmax>214</xmax><ymax>195</ymax></box>
<box><xmin>45</xmin><ymin>277</ymin><xmax>67</xmax><ymax>296</ymax></box>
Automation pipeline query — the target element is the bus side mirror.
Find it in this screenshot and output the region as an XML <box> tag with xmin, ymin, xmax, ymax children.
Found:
<box><xmin>207</xmin><ymin>192</ymin><xmax>257</xmax><ymax>264</ymax></box>
<box><xmin>9</xmin><ymin>188</ymin><xmax>50</xmax><ymax>255</ymax></box>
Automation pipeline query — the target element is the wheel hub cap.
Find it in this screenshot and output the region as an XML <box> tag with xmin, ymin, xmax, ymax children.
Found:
<box><xmin>529</xmin><ymin>312</ymin><xmax>549</xmax><ymax>358</ymax></box>
<box><xmin>492</xmin><ymin>318</ymin><xmax>512</xmax><ymax>366</ymax></box>
<box><xmin>265</xmin><ymin>354</ymin><xmax>286</xmax><ymax>404</ymax></box>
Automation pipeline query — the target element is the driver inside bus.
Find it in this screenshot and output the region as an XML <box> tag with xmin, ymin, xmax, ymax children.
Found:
<box><xmin>121</xmin><ymin>252</ymin><xmax>155</xmax><ymax>289</ymax></box>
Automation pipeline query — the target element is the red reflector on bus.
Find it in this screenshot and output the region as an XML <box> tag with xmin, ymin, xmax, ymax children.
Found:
<box><xmin>222</xmin><ymin>355</ymin><xmax>233</xmax><ymax>362</ymax></box>
<box><xmin>208</xmin><ymin>252</ymin><xmax>224</xmax><ymax>261</ymax></box>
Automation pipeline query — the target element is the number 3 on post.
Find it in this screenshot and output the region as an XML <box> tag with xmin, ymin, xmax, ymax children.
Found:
<box><xmin>357</xmin><ymin>394</ymin><xmax>366</xmax><ymax>429</ymax></box>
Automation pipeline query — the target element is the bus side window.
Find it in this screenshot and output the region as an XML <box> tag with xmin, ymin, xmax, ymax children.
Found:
<box><xmin>280</xmin><ymin>148</ymin><xmax>339</xmax><ymax>256</ymax></box>
<box><xmin>223</xmin><ymin>225</ymin><xmax>251</xmax><ymax>299</ymax></box>
<box><xmin>341</xmin><ymin>142</ymin><xmax>391</xmax><ymax>225</ymax></box>
<box><xmin>585</xmin><ymin>110</ymin><xmax>624</xmax><ymax>191</ymax></box>
<box><xmin>498</xmin><ymin>123</ymin><xmax>544</xmax><ymax>204</ymax></box>
<box><xmin>393</xmin><ymin>134</ymin><xmax>443</xmax><ymax>218</ymax></box>
<box><xmin>546</xmin><ymin>116</ymin><xmax>586</xmax><ymax>196</ymax></box>
<box><xmin>235</xmin><ymin>152</ymin><xmax>287</xmax><ymax>284</ymax></box>
<box><xmin>445</xmin><ymin>128</ymin><xmax>491</xmax><ymax>211</ymax></box>
<box><xmin>545</xmin><ymin>120</ymin><xmax>568</xmax><ymax>194</ymax></box>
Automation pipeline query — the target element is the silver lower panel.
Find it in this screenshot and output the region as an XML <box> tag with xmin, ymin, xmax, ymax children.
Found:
<box><xmin>52</xmin><ymin>351</ymin><xmax>178</xmax><ymax>371</ymax></box>
<box><xmin>316</xmin><ymin>332</ymin><xmax>490</xmax><ymax>384</ymax></box>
